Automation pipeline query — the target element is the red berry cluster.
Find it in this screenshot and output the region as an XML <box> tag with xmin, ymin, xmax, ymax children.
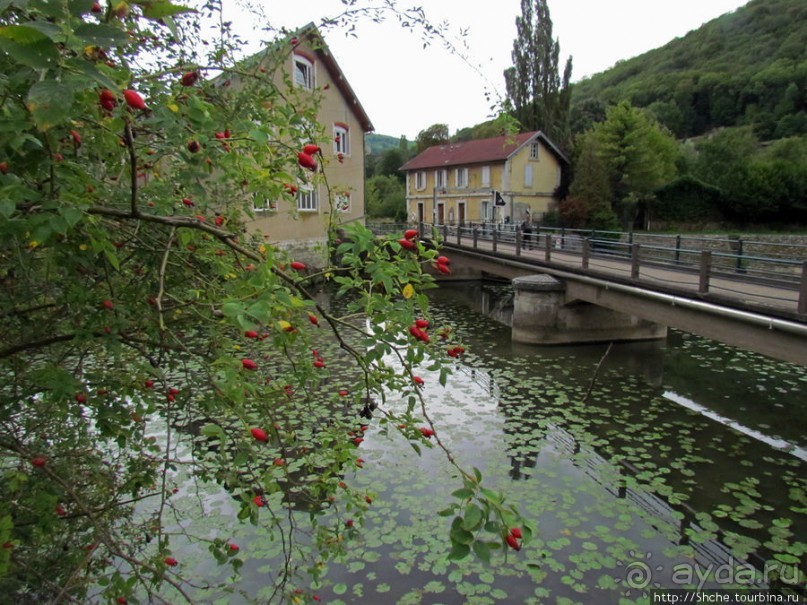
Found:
<box><xmin>505</xmin><ymin>527</ymin><xmax>523</xmax><ymax>551</ymax></box>
<box><xmin>408</xmin><ymin>318</ymin><xmax>430</xmax><ymax>343</ymax></box>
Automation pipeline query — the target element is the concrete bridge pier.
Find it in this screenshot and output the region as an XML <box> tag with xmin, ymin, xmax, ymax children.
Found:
<box><xmin>512</xmin><ymin>274</ymin><xmax>667</xmax><ymax>345</ymax></box>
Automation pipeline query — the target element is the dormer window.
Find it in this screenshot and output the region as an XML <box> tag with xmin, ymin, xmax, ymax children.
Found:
<box><xmin>294</xmin><ymin>55</ymin><xmax>315</xmax><ymax>90</ymax></box>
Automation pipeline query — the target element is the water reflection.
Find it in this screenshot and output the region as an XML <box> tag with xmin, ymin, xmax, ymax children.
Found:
<box><xmin>156</xmin><ymin>280</ymin><xmax>806</xmax><ymax>603</ymax></box>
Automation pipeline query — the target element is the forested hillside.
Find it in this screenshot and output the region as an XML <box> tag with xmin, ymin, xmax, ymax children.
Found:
<box><xmin>370</xmin><ymin>0</ymin><xmax>807</xmax><ymax>229</ymax></box>
<box><xmin>570</xmin><ymin>0</ymin><xmax>807</xmax><ymax>140</ymax></box>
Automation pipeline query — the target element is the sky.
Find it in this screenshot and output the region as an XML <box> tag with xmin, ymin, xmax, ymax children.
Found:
<box><xmin>224</xmin><ymin>0</ymin><xmax>750</xmax><ymax>140</ymax></box>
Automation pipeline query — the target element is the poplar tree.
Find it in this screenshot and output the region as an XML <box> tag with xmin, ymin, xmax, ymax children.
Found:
<box><xmin>503</xmin><ymin>0</ymin><xmax>573</xmax><ymax>147</ymax></box>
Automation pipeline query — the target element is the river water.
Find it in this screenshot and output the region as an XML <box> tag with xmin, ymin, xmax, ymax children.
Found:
<box><xmin>167</xmin><ymin>281</ymin><xmax>806</xmax><ymax>604</ymax></box>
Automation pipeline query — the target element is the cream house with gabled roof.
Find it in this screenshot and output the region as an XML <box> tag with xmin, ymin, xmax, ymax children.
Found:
<box><xmin>400</xmin><ymin>131</ymin><xmax>568</xmax><ymax>228</ymax></box>
<box><xmin>241</xmin><ymin>24</ymin><xmax>374</xmax><ymax>265</ymax></box>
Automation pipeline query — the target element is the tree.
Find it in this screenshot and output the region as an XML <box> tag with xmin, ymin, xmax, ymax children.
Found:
<box><xmin>366</xmin><ymin>174</ymin><xmax>406</xmax><ymax>219</ymax></box>
<box><xmin>587</xmin><ymin>102</ymin><xmax>679</xmax><ymax>228</ymax></box>
<box><xmin>691</xmin><ymin>126</ymin><xmax>758</xmax><ymax>206</ymax></box>
<box><xmin>561</xmin><ymin>133</ymin><xmax>618</xmax><ymax>230</ymax></box>
<box><xmin>377</xmin><ymin>147</ymin><xmax>407</xmax><ymax>182</ymax></box>
<box><xmin>454</xmin><ymin>113</ymin><xmax>520</xmax><ymax>142</ymax></box>
<box><xmin>503</xmin><ymin>0</ymin><xmax>572</xmax><ymax>147</ymax></box>
<box><xmin>0</xmin><ymin>2</ymin><xmax>526</xmax><ymax>602</ymax></box>
<box><xmin>415</xmin><ymin>123</ymin><xmax>449</xmax><ymax>153</ymax></box>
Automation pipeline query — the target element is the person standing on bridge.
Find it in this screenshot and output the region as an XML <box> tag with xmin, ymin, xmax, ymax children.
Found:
<box><xmin>521</xmin><ymin>213</ymin><xmax>534</xmax><ymax>250</ymax></box>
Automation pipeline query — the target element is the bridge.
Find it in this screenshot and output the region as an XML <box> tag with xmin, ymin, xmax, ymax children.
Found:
<box><xmin>375</xmin><ymin>224</ymin><xmax>807</xmax><ymax>367</ymax></box>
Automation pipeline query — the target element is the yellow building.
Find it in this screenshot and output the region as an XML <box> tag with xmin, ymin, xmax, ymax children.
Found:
<box><xmin>400</xmin><ymin>131</ymin><xmax>568</xmax><ymax>228</ymax></box>
<box><xmin>246</xmin><ymin>25</ymin><xmax>373</xmax><ymax>266</ymax></box>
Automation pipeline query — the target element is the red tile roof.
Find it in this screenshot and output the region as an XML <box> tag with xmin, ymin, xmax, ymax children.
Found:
<box><xmin>400</xmin><ymin>131</ymin><xmax>565</xmax><ymax>171</ymax></box>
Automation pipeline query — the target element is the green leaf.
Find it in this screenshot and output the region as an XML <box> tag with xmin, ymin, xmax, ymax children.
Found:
<box><xmin>0</xmin><ymin>1</ymin><xmax>28</xmax><ymax>13</ymax></box>
<box><xmin>64</xmin><ymin>58</ymin><xmax>118</xmax><ymax>91</ymax></box>
<box><xmin>451</xmin><ymin>488</ymin><xmax>474</xmax><ymax>500</ymax></box>
<box><xmin>332</xmin><ymin>583</ymin><xmax>347</xmax><ymax>595</ymax></box>
<box><xmin>103</xmin><ymin>247</ymin><xmax>120</xmax><ymax>271</ymax></box>
<box><xmin>472</xmin><ymin>540</ymin><xmax>492</xmax><ymax>564</ymax></box>
<box><xmin>449</xmin><ymin>517</ymin><xmax>474</xmax><ymax>545</ymax></box>
<box><xmin>201</xmin><ymin>424</ymin><xmax>224</xmax><ymax>438</ymax></box>
<box><xmin>447</xmin><ymin>542</ymin><xmax>470</xmax><ymax>561</ymax></box>
<box><xmin>0</xmin><ymin>24</ymin><xmax>60</xmax><ymax>69</ymax></box>
<box><xmin>26</xmin><ymin>80</ymin><xmax>73</xmax><ymax>130</ymax></box>
<box><xmin>74</xmin><ymin>23</ymin><xmax>130</xmax><ymax>47</ymax></box>
<box><xmin>220</xmin><ymin>302</ymin><xmax>245</xmax><ymax>318</ymax></box>
<box><xmin>462</xmin><ymin>503</ymin><xmax>483</xmax><ymax>531</ymax></box>
<box><xmin>0</xmin><ymin>197</ymin><xmax>14</xmax><ymax>218</ymax></box>
<box><xmin>134</xmin><ymin>0</ymin><xmax>195</xmax><ymax>19</ymax></box>
<box><xmin>21</xmin><ymin>21</ymin><xmax>63</xmax><ymax>42</ymax></box>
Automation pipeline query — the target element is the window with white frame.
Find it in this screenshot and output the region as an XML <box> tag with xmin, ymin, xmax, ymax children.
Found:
<box><xmin>524</xmin><ymin>164</ymin><xmax>534</xmax><ymax>188</ymax></box>
<box><xmin>435</xmin><ymin>169</ymin><xmax>448</xmax><ymax>189</ymax></box>
<box><xmin>530</xmin><ymin>142</ymin><xmax>540</xmax><ymax>160</ymax></box>
<box><xmin>454</xmin><ymin>167</ymin><xmax>468</xmax><ymax>188</ymax></box>
<box><xmin>252</xmin><ymin>192</ymin><xmax>277</xmax><ymax>212</ymax></box>
<box><xmin>294</xmin><ymin>55</ymin><xmax>314</xmax><ymax>90</ymax></box>
<box><xmin>333</xmin><ymin>124</ymin><xmax>349</xmax><ymax>156</ymax></box>
<box><xmin>481</xmin><ymin>201</ymin><xmax>491</xmax><ymax>221</ymax></box>
<box><xmin>415</xmin><ymin>171</ymin><xmax>426</xmax><ymax>190</ymax></box>
<box><xmin>481</xmin><ymin>165</ymin><xmax>491</xmax><ymax>187</ymax></box>
<box><xmin>297</xmin><ymin>185</ymin><xmax>318</xmax><ymax>212</ymax></box>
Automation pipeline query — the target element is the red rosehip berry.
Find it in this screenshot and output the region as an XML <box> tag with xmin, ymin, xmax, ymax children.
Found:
<box><xmin>31</xmin><ymin>456</ymin><xmax>47</xmax><ymax>468</ymax></box>
<box><xmin>250</xmin><ymin>427</ymin><xmax>268</xmax><ymax>442</ymax></box>
<box><xmin>123</xmin><ymin>89</ymin><xmax>147</xmax><ymax>110</ymax></box>
<box><xmin>505</xmin><ymin>534</ymin><xmax>521</xmax><ymax>551</ymax></box>
<box><xmin>398</xmin><ymin>238</ymin><xmax>416</xmax><ymax>251</ymax></box>
<box><xmin>180</xmin><ymin>71</ymin><xmax>199</xmax><ymax>87</ymax></box>
<box><xmin>297</xmin><ymin>152</ymin><xmax>317</xmax><ymax>171</ymax></box>
<box><xmin>241</xmin><ymin>359</ymin><xmax>257</xmax><ymax>371</ymax></box>
<box><xmin>99</xmin><ymin>88</ymin><xmax>116</xmax><ymax>110</ymax></box>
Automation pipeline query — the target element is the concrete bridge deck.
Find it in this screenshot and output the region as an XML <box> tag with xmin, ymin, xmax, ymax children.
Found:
<box><xmin>434</xmin><ymin>239</ymin><xmax>807</xmax><ymax>367</ymax></box>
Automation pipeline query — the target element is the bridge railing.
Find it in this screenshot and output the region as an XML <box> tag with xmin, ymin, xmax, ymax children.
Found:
<box><xmin>366</xmin><ymin>222</ymin><xmax>807</xmax><ymax>315</ymax></box>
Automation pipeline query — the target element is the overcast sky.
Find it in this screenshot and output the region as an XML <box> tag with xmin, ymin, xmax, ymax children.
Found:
<box><xmin>225</xmin><ymin>0</ymin><xmax>750</xmax><ymax>140</ymax></box>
